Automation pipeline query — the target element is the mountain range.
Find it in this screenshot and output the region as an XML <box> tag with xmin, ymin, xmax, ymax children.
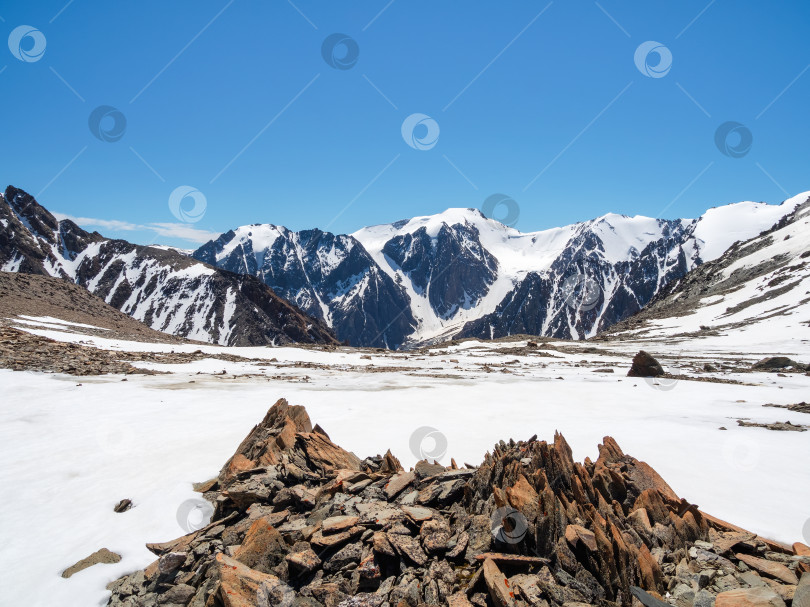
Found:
<box><xmin>191</xmin><ymin>195</ymin><xmax>806</xmax><ymax>347</ymax></box>
<box><xmin>2</xmin><ymin>184</ymin><xmax>807</xmax><ymax>348</ymax></box>
<box><xmin>0</xmin><ymin>186</ymin><xmax>337</xmax><ymax>347</ymax></box>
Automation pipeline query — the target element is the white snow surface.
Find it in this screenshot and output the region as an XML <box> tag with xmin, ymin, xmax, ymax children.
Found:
<box><xmin>1</xmin><ymin>310</ymin><xmax>809</xmax><ymax>607</ymax></box>
<box><xmin>689</xmin><ymin>193</ymin><xmax>807</xmax><ymax>261</ymax></box>
<box><xmin>214</xmin><ymin>223</ymin><xmax>285</xmax><ymax>264</ymax></box>
<box><xmin>14</xmin><ymin>315</ymin><xmax>109</xmax><ymax>331</ymax></box>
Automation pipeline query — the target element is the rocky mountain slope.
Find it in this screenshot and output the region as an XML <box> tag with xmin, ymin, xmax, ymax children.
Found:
<box><xmin>106</xmin><ymin>399</ymin><xmax>810</xmax><ymax>607</ymax></box>
<box><xmin>600</xmin><ymin>194</ymin><xmax>810</xmax><ymax>344</ymax></box>
<box><xmin>0</xmin><ymin>271</ymin><xmax>189</xmax><ymax>343</ymax></box>
<box><xmin>0</xmin><ymin>186</ymin><xmax>337</xmax><ymax>347</ymax></box>
<box><xmin>195</xmin><ymin>195</ymin><xmax>807</xmax><ymax>348</ymax></box>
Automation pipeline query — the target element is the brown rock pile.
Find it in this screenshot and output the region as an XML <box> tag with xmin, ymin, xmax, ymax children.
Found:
<box><xmin>106</xmin><ymin>399</ymin><xmax>810</xmax><ymax>607</ymax></box>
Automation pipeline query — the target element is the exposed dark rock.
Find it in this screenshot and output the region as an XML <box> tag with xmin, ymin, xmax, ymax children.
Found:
<box><xmin>601</xmin><ymin>196</ymin><xmax>810</xmax><ymax>344</ymax></box>
<box><xmin>193</xmin><ymin>226</ymin><xmax>416</xmax><ymax>348</ymax></box>
<box><xmin>752</xmin><ymin>357</ymin><xmax>806</xmax><ymax>371</ymax></box>
<box><xmin>628</xmin><ymin>351</ymin><xmax>665</xmax><ymax>377</ymax></box>
<box><xmin>763</xmin><ymin>402</ymin><xmax>810</xmax><ymax>414</ymax></box>
<box><xmin>736</xmin><ymin>419</ymin><xmax>808</xmax><ymax>432</ymax></box>
<box><xmin>114</xmin><ymin>499</ymin><xmax>133</xmax><ymax>513</ymax></box>
<box><xmin>0</xmin><ymin>326</ymin><xmax>152</xmax><ymax>375</ymax></box>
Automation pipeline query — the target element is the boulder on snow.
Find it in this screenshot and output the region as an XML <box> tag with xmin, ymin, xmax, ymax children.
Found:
<box><xmin>113</xmin><ymin>498</ymin><xmax>132</xmax><ymax>513</ymax></box>
<box><xmin>752</xmin><ymin>357</ymin><xmax>806</xmax><ymax>371</ymax></box>
<box><xmin>627</xmin><ymin>350</ymin><xmax>665</xmax><ymax>377</ymax></box>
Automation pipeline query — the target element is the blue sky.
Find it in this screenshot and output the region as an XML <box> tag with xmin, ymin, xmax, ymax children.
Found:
<box><xmin>1</xmin><ymin>1</ymin><xmax>808</xmax><ymax>247</ymax></box>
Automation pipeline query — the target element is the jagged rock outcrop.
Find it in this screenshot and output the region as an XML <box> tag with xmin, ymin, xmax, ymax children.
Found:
<box><xmin>106</xmin><ymin>400</ymin><xmax>810</xmax><ymax>607</ymax></box>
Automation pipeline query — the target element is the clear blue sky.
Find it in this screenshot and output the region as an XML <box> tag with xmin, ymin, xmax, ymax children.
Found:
<box><xmin>1</xmin><ymin>1</ymin><xmax>808</xmax><ymax>247</ymax></box>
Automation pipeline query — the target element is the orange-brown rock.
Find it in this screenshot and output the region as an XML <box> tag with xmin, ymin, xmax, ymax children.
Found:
<box><xmin>372</xmin><ymin>531</ymin><xmax>396</xmax><ymax>557</ymax></box>
<box><xmin>219</xmin><ymin>399</ymin><xmax>312</xmax><ymax>483</ymax></box>
<box><xmin>385</xmin><ymin>471</ymin><xmax>415</xmax><ymax>499</ymax></box>
<box><xmin>311</xmin><ymin>526</ymin><xmax>363</xmax><ymax>549</ymax></box>
<box><xmin>380</xmin><ymin>449</ymin><xmax>403</xmax><ymax>473</ymax></box>
<box><xmin>763</xmin><ymin>579</ymin><xmax>795</xmax><ymax>603</ymax></box>
<box><xmin>712</xmin><ymin>531</ymin><xmax>757</xmax><ymax>555</ymax></box>
<box><xmin>233</xmin><ymin>517</ymin><xmax>286</xmax><ymax>573</ymax></box>
<box><xmin>624</xmin><ymin>459</ymin><xmax>679</xmax><ymax>501</ymax></box>
<box><xmin>465</xmin><ymin>430</ymin><xmax>709</xmax><ymax>605</ymax></box>
<box><xmin>223</xmin><ymin>454</ymin><xmax>255</xmax><ymax>479</ymax></box>
<box><xmin>700</xmin><ymin>511</ymin><xmax>794</xmax><ymax>554</ymax></box>
<box><xmin>715</xmin><ymin>587</ymin><xmax>787</xmax><ymax>607</ymax></box>
<box><xmin>474</xmin><ymin>553</ymin><xmax>549</xmax><ymax>565</ymax></box>
<box><xmin>296</xmin><ymin>431</ymin><xmax>362</xmax><ymax>474</ymax></box>
<box><xmin>565</xmin><ymin>524</ymin><xmax>597</xmax><ymax>552</ymax></box>
<box><xmin>628</xmin><ymin>507</ymin><xmax>653</xmax><ymax>535</ymax></box>
<box><xmin>216</xmin><ymin>553</ymin><xmax>292</xmax><ymax>607</ymax></box>
<box><xmin>637</xmin><ymin>543</ymin><xmax>664</xmax><ymax>590</ymax></box>
<box><xmin>144</xmin><ymin>558</ymin><xmax>160</xmax><ymax>581</ymax></box>
<box><xmin>482</xmin><ymin>558</ymin><xmax>516</xmax><ymax>607</ymax></box>
<box><xmin>447</xmin><ymin>592</ymin><xmax>476</xmax><ymax>607</ymax></box>
<box><xmin>322</xmin><ymin>515</ymin><xmax>360</xmax><ymax>534</ymax></box>
<box><xmin>111</xmin><ymin>401</ymin><xmax>777</xmax><ymax>607</ymax></box>
<box><xmin>146</xmin><ymin>531</ymin><xmax>199</xmax><ymax>557</ymax></box>
<box><xmin>285</xmin><ymin>548</ymin><xmax>321</xmax><ymax>573</ymax></box>
<box><xmin>506</xmin><ymin>474</ymin><xmax>539</xmax><ymax>513</ymax></box>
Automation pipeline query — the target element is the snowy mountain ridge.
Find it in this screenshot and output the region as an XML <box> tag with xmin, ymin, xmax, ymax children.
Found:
<box><xmin>0</xmin><ymin>186</ymin><xmax>337</xmax><ymax>347</ymax></box>
<box><xmin>195</xmin><ymin>193</ymin><xmax>808</xmax><ymax>347</ymax></box>
<box><xmin>602</xmin><ymin>192</ymin><xmax>810</xmax><ymax>346</ymax></box>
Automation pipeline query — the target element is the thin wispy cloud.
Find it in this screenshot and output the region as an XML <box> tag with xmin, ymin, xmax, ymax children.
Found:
<box><xmin>148</xmin><ymin>222</ymin><xmax>221</xmax><ymax>243</ymax></box>
<box><xmin>53</xmin><ymin>213</ymin><xmax>219</xmax><ymax>244</ymax></box>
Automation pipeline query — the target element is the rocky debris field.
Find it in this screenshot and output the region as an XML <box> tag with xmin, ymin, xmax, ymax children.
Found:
<box><xmin>0</xmin><ymin>327</ymin><xmax>152</xmax><ymax>376</ymax></box>
<box><xmin>0</xmin><ymin>326</ymin><xmax>317</xmax><ymax>376</ymax></box>
<box><xmin>105</xmin><ymin>400</ymin><xmax>810</xmax><ymax>607</ymax></box>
